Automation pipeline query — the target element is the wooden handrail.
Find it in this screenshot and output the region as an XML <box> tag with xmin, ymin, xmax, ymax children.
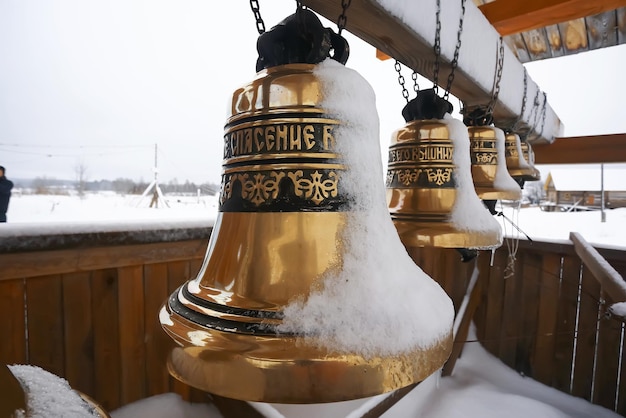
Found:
<box><xmin>570</xmin><ymin>232</ymin><xmax>626</xmax><ymax>302</ymax></box>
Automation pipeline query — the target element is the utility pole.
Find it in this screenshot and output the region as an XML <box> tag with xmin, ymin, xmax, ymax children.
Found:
<box><xmin>138</xmin><ymin>143</ymin><xmax>169</xmax><ymax>208</ymax></box>
<box><xmin>601</xmin><ymin>163</ymin><xmax>606</xmax><ymax>222</ymax></box>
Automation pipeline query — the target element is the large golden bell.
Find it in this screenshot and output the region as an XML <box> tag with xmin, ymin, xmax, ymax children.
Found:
<box><xmin>468</xmin><ymin>125</ymin><xmax>522</xmax><ymax>200</ymax></box>
<box><xmin>386</xmin><ymin>114</ymin><xmax>502</xmax><ymax>250</ymax></box>
<box><xmin>505</xmin><ymin>133</ymin><xmax>541</xmax><ymax>184</ymax></box>
<box><xmin>160</xmin><ymin>63</ymin><xmax>452</xmax><ymax>404</ymax></box>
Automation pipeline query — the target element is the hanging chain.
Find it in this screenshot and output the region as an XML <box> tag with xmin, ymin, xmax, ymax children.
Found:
<box><xmin>337</xmin><ymin>0</ymin><xmax>352</xmax><ymax>35</ymax></box>
<box><xmin>510</xmin><ymin>69</ymin><xmax>528</xmax><ymax>133</ymax></box>
<box><xmin>394</xmin><ymin>60</ymin><xmax>410</xmax><ymax>103</ymax></box>
<box><xmin>432</xmin><ymin>0</ymin><xmax>442</xmax><ymax>96</ymax></box>
<box><xmin>249</xmin><ymin>0</ymin><xmax>265</xmax><ymax>34</ymax></box>
<box><xmin>539</xmin><ymin>92</ymin><xmax>548</xmax><ymax>136</ymax></box>
<box><xmin>524</xmin><ymin>88</ymin><xmax>541</xmax><ymax>138</ymax></box>
<box><xmin>486</xmin><ymin>36</ymin><xmax>505</xmax><ymax>116</ymax></box>
<box><xmin>412</xmin><ymin>71</ymin><xmax>420</xmax><ymax>95</ymax></box>
<box><xmin>443</xmin><ymin>0</ymin><xmax>467</xmax><ymax>102</ymax></box>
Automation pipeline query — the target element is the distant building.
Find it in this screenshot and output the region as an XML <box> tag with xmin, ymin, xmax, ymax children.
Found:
<box><xmin>543</xmin><ymin>167</ymin><xmax>626</xmax><ymax>210</ymax></box>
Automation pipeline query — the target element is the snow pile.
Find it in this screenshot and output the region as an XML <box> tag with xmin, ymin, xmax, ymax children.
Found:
<box><xmin>493</xmin><ymin>128</ymin><xmax>523</xmax><ymax>195</ymax></box>
<box><xmin>8</xmin><ymin>365</ymin><xmax>99</xmax><ymax>417</ymax></box>
<box><xmin>277</xmin><ymin>60</ymin><xmax>454</xmax><ymax>357</ymax></box>
<box><xmin>443</xmin><ymin>115</ymin><xmax>502</xmax><ymax>242</ymax></box>
<box><xmin>111</xmin><ymin>393</ymin><xmax>220</xmax><ymax>418</ymax></box>
<box><xmin>514</xmin><ymin>135</ymin><xmax>531</xmax><ymax>168</ymax></box>
<box><xmin>609</xmin><ymin>302</ymin><xmax>626</xmax><ymax>320</ymax></box>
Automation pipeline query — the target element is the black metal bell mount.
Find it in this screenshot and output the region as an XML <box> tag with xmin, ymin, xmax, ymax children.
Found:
<box><xmin>256</xmin><ymin>8</ymin><xmax>349</xmax><ymax>72</ymax></box>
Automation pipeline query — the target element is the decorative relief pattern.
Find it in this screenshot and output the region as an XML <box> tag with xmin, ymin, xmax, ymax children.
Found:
<box><xmin>424</xmin><ymin>168</ymin><xmax>452</xmax><ymax>186</ymax></box>
<box><xmin>397</xmin><ymin>169</ymin><xmax>421</xmax><ymax>186</ymax></box>
<box><xmin>240</xmin><ymin>172</ymin><xmax>285</xmax><ymax>206</ymax></box>
<box><xmin>220</xmin><ymin>170</ymin><xmax>338</xmax><ymax>207</ymax></box>
<box><xmin>288</xmin><ymin>170</ymin><xmax>338</xmax><ymax>205</ymax></box>
<box><xmin>473</xmin><ymin>153</ymin><xmax>497</xmax><ymax>164</ymax></box>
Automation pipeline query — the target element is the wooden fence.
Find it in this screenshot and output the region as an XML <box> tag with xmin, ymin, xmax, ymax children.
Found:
<box><xmin>0</xmin><ymin>228</ymin><xmax>212</xmax><ymax>412</ymax></box>
<box><xmin>410</xmin><ymin>237</ymin><xmax>626</xmax><ymax>416</ymax></box>
<box><xmin>1</xmin><ymin>226</ymin><xmax>625</xmax><ymax>415</ymax></box>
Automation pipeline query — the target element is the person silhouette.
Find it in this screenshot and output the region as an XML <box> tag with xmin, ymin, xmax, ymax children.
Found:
<box><xmin>0</xmin><ymin>165</ymin><xmax>14</xmax><ymax>222</ymax></box>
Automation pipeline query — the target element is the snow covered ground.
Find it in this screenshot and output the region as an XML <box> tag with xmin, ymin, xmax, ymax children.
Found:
<box><xmin>2</xmin><ymin>192</ymin><xmax>625</xmax><ymax>417</ymax></box>
<box><xmin>3</xmin><ymin>192</ymin><xmax>625</xmax><ymax>249</ymax></box>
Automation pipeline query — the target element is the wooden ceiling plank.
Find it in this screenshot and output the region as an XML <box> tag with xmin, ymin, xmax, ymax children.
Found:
<box><xmin>585</xmin><ymin>11</ymin><xmax>619</xmax><ymax>50</ymax></box>
<box><xmin>479</xmin><ymin>0</ymin><xmax>626</xmax><ymax>36</ymax></box>
<box><xmin>299</xmin><ymin>0</ymin><xmax>563</xmax><ymax>143</ymax></box>
<box><xmin>532</xmin><ymin>134</ymin><xmax>626</xmax><ymax>164</ymax></box>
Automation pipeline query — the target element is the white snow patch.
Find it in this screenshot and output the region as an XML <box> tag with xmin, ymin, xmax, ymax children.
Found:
<box><xmin>493</xmin><ymin>127</ymin><xmax>523</xmax><ymax>195</ymax></box>
<box><xmin>8</xmin><ymin>365</ymin><xmax>99</xmax><ymax>418</ymax></box>
<box><xmin>443</xmin><ymin>115</ymin><xmax>503</xmax><ymax>243</ymax></box>
<box><xmin>514</xmin><ymin>135</ymin><xmax>531</xmax><ymax>168</ymax></box>
<box><xmin>111</xmin><ymin>393</ymin><xmax>221</xmax><ymax>418</ymax></box>
<box><xmin>277</xmin><ymin>60</ymin><xmax>454</xmax><ymax>357</ymax></box>
<box><xmin>610</xmin><ymin>302</ymin><xmax>626</xmax><ymax>320</ymax></box>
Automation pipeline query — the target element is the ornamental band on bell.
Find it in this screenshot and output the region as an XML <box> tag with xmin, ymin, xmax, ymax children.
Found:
<box><xmin>386</xmin><ymin>140</ymin><xmax>456</xmax><ymax>188</ymax></box>
<box><xmin>219</xmin><ymin>114</ymin><xmax>347</xmax><ymax>212</ymax></box>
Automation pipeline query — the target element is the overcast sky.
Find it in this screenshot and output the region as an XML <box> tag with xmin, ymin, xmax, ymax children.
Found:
<box><xmin>1</xmin><ymin>1</ymin><xmax>625</xmax><ymax>185</ymax></box>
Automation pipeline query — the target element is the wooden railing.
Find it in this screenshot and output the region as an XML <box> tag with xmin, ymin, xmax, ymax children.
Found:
<box><xmin>410</xmin><ymin>236</ymin><xmax>626</xmax><ymax>416</ymax></box>
<box><xmin>1</xmin><ymin>225</ymin><xmax>625</xmax><ymax>415</ymax></box>
<box><xmin>0</xmin><ymin>224</ymin><xmax>213</xmax><ymax>412</ymax></box>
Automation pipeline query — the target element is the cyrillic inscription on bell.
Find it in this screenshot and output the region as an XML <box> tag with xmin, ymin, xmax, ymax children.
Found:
<box><xmin>221</xmin><ymin>76</ymin><xmax>344</xmax><ymax>212</ymax></box>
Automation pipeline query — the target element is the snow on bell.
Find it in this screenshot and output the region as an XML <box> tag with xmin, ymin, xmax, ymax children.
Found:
<box><xmin>520</xmin><ymin>137</ymin><xmax>541</xmax><ymax>182</ymax></box>
<box><xmin>160</xmin><ymin>10</ymin><xmax>454</xmax><ymax>404</ymax></box>
<box><xmin>463</xmin><ymin>108</ymin><xmax>522</xmax><ymax>201</ymax></box>
<box><xmin>386</xmin><ymin>90</ymin><xmax>503</xmax><ymax>253</ymax></box>
<box><xmin>505</xmin><ymin>132</ymin><xmax>541</xmax><ymax>187</ymax></box>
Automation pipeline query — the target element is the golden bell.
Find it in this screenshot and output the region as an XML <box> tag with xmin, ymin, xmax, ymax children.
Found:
<box><xmin>468</xmin><ymin>125</ymin><xmax>522</xmax><ymax>200</ymax></box>
<box><xmin>386</xmin><ymin>92</ymin><xmax>502</xmax><ymax>251</ymax></box>
<box><xmin>505</xmin><ymin>133</ymin><xmax>541</xmax><ymax>185</ymax></box>
<box><xmin>160</xmin><ymin>63</ymin><xmax>453</xmax><ymax>404</ymax></box>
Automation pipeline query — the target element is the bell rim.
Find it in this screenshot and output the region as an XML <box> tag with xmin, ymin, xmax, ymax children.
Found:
<box><xmin>392</xmin><ymin>220</ymin><xmax>503</xmax><ymax>249</ymax></box>
<box><xmin>161</xmin><ymin>303</ymin><xmax>453</xmax><ymax>404</ymax></box>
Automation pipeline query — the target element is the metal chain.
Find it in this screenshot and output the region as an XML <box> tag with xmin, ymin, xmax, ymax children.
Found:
<box><xmin>432</xmin><ymin>0</ymin><xmax>442</xmax><ymax>96</ymax></box>
<box><xmin>337</xmin><ymin>0</ymin><xmax>352</xmax><ymax>35</ymax></box>
<box><xmin>412</xmin><ymin>71</ymin><xmax>420</xmax><ymax>95</ymax></box>
<box><xmin>528</xmin><ymin>88</ymin><xmax>541</xmax><ymax>133</ymax></box>
<box><xmin>249</xmin><ymin>0</ymin><xmax>265</xmax><ymax>34</ymax></box>
<box><xmin>510</xmin><ymin>69</ymin><xmax>528</xmax><ymax>133</ymax></box>
<box><xmin>443</xmin><ymin>0</ymin><xmax>467</xmax><ymax>102</ymax></box>
<box><xmin>394</xmin><ymin>60</ymin><xmax>410</xmax><ymax>103</ymax></box>
<box><xmin>487</xmin><ymin>36</ymin><xmax>505</xmax><ymax>115</ymax></box>
<box><xmin>539</xmin><ymin>92</ymin><xmax>548</xmax><ymax>135</ymax></box>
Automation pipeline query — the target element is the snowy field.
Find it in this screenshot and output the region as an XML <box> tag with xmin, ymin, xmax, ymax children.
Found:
<box><xmin>2</xmin><ymin>192</ymin><xmax>625</xmax><ymax>417</ymax></box>
<box><xmin>3</xmin><ymin>192</ymin><xmax>625</xmax><ymax>249</ymax></box>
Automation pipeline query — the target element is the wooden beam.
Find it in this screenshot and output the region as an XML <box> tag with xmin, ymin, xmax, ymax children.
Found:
<box><xmin>532</xmin><ymin>133</ymin><xmax>626</xmax><ymax>164</ymax></box>
<box><xmin>479</xmin><ymin>0</ymin><xmax>626</xmax><ymax>36</ymax></box>
<box><xmin>300</xmin><ymin>0</ymin><xmax>563</xmax><ymax>143</ymax></box>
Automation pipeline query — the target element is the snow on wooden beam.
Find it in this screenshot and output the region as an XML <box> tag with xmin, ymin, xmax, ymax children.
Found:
<box><xmin>478</xmin><ymin>0</ymin><xmax>626</xmax><ymax>37</ymax></box>
<box><xmin>300</xmin><ymin>0</ymin><xmax>564</xmax><ymax>143</ymax></box>
<box><xmin>533</xmin><ymin>133</ymin><xmax>626</xmax><ymax>164</ymax></box>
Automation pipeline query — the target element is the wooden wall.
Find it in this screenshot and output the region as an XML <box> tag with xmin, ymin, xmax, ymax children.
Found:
<box><xmin>0</xmin><ymin>239</ymin><xmax>210</xmax><ymax>412</ymax></box>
